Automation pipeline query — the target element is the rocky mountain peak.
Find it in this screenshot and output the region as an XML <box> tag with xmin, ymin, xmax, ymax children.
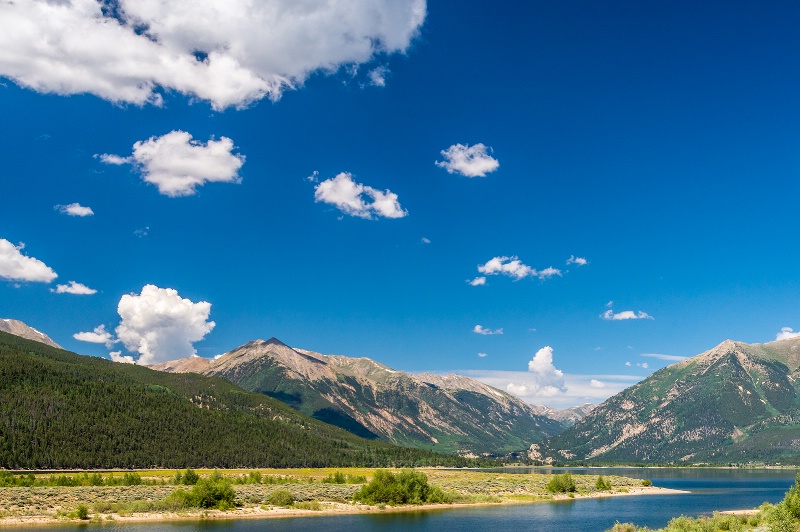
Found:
<box><xmin>0</xmin><ymin>319</ymin><xmax>61</xmax><ymax>349</ymax></box>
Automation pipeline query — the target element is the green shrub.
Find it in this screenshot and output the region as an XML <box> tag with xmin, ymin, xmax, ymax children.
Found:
<box><xmin>293</xmin><ymin>501</ymin><xmax>322</xmax><ymax>511</ymax></box>
<box><xmin>352</xmin><ymin>469</ymin><xmax>447</xmax><ymax>505</ymax></box>
<box><xmin>641</xmin><ymin>479</ymin><xmax>652</xmax><ymax>487</ymax></box>
<box><xmin>248</xmin><ymin>471</ymin><xmax>262</xmax><ymax>484</ymax></box>
<box><xmin>546</xmin><ymin>473</ymin><xmax>576</xmax><ymax>494</ymax></box>
<box><xmin>323</xmin><ymin>471</ymin><xmax>347</xmax><ymax>484</ymax></box>
<box><xmin>163</xmin><ymin>477</ymin><xmax>236</xmax><ymax>510</ymax></box>
<box><xmin>596</xmin><ymin>475</ymin><xmax>611</xmax><ymax>490</ymax></box>
<box><xmin>267</xmin><ymin>490</ymin><xmax>295</xmax><ymax>507</ymax></box>
<box><xmin>76</xmin><ymin>504</ymin><xmax>89</xmax><ymax>520</ymax></box>
<box><xmin>123</xmin><ymin>472</ymin><xmax>142</xmax><ymax>486</ymax></box>
<box><xmin>182</xmin><ymin>468</ymin><xmax>199</xmax><ymax>485</ymax></box>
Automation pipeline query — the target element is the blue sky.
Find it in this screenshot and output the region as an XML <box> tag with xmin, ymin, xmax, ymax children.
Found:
<box><xmin>1</xmin><ymin>0</ymin><xmax>799</xmax><ymax>408</ymax></box>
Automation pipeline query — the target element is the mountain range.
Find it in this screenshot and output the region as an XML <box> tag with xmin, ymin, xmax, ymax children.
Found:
<box><xmin>8</xmin><ymin>317</ymin><xmax>800</xmax><ymax>464</ymax></box>
<box><xmin>533</xmin><ymin>336</ymin><xmax>800</xmax><ymax>464</ymax></box>
<box><xmin>152</xmin><ymin>338</ymin><xmax>567</xmax><ymax>455</ymax></box>
<box><xmin>0</xmin><ymin>328</ymin><xmax>471</xmax><ymax>469</ymax></box>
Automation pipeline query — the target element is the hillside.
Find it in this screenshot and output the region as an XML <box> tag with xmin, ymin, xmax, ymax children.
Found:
<box><xmin>533</xmin><ymin>336</ymin><xmax>800</xmax><ymax>464</ymax></box>
<box><xmin>151</xmin><ymin>338</ymin><xmax>565</xmax><ymax>455</ymax></box>
<box><xmin>0</xmin><ymin>331</ymin><xmax>473</xmax><ymax>469</ymax></box>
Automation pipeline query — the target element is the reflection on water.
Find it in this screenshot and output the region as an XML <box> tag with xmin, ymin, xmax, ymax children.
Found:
<box><xmin>36</xmin><ymin>468</ymin><xmax>797</xmax><ymax>532</ymax></box>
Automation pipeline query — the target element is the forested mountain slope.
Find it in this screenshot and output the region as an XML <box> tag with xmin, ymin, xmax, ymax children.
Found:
<box><xmin>0</xmin><ymin>332</ymin><xmax>472</xmax><ymax>469</ymax></box>
<box><xmin>534</xmin><ymin>337</ymin><xmax>800</xmax><ymax>464</ymax></box>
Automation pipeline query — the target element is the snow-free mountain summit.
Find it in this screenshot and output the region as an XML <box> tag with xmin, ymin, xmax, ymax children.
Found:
<box><xmin>152</xmin><ymin>337</ymin><xmax>566</xmax><ymax>455</ymax></box>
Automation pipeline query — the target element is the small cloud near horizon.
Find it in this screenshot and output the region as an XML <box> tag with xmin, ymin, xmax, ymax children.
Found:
<box><xmin>776</xmin><ymin>327</ymin><xmax>800</xmax><ymax>341</ymax></box>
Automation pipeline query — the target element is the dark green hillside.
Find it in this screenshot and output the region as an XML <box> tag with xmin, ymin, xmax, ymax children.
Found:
<box><xmin>0</xmin><ymin>332</ymin><xmax>472</xmax><ymax>469</ymax></box>
<box><xmin>534</xmin><ymin>337</ymin><xmax>800</xmax><ymax>464</ymax></box>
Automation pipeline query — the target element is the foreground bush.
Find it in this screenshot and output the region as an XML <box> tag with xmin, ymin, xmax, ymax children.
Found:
<box><xmin>352</xmin><ymin>469</ymin><xmax>450</xmax><ymax>505</ymax></box>
<box><xmin>266</xmin><ymin>490</ymin><xmax>295</xmax><ymax>507</ymax></box>
<box><xmin>164</xmin><ymin>477</ymin><xmax>236</xmax><ymax>510</ymax></box>
<box><xmin>546</xmin><ymin>473</ymin><xmax>576</xmax><ymax>494</ymax></box>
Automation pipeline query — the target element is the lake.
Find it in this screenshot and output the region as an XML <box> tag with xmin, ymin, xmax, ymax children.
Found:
<box><xmin>34</xmin><ymin>468</ymin><xmax>797</xmax><ymax>532</ymax></box>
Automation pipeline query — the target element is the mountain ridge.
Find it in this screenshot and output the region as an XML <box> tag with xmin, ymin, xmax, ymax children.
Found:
<box><xmin>151</xmin><ymin>338</ymin><xmax>567</xmax><ymax>454</ymax></box>
<box><xmin>533</xmin><ymin>336</ymin><xmax>800</xmax><ymax>464</ymax></box>
<box><xmin>0</xmin><ymin>319</ymin><xmax>61</xmax><ymax>349</ymax></box>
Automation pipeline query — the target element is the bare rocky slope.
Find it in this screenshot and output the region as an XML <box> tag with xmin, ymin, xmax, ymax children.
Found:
<box><xmin>151</xmin><ymin>338</ymin><xmax>566</xmax><ymax>455</ymax></box>
<box><xmin>533</xmin><ymin>336</ymin><xmax>800</xmax><ymax>464</ymax></box>
<box><xmin>0</xmin><ymin>319</ymin><xmax>61</xmax><ymax>349</ymax></box>
<box><xmin>530</xmin><ymin>403</ymin><xmax>595</xmax><ymax>426</ymax></box>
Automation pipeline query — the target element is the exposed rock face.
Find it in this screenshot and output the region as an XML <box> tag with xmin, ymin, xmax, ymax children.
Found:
<box><xmin>0</xmin><ymin>319</ymin><xmax>61</xmax><ymax>349</ymax></box>
<box><xmin>530</xmin><ymin>403</ymin><xmax>596</xmax><ymax>426</ymax></box>
<box><xmin>536</xmin><ymin>337</ymin><xmax>800</xmax><ymax>464</ymax></box>
<box><xmin>151</xmin><ymin>338</ymin><xmax>566</xmax><ymax>454</ymax></box>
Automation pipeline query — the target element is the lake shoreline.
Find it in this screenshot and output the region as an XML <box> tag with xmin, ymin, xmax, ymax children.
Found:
<box><xmin>0</xmin><ymin>486</ymin><xmax>685</xmax><ymax>528</ymax></box>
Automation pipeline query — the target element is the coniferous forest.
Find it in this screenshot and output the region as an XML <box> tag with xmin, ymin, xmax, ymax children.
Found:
<box><xmin>0</xmin><ymin>332</ymin><xmax>474</xmax><ymax>469</ymax></box>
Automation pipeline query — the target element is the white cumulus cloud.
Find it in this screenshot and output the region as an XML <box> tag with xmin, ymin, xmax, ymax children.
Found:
<box><xmin>52</xmin><ymin>281</ymin><xmax>97</xmax><ymax>295</ymax></box>
<box><xmin>776</xmin><ymin>327</ymin><xmax>800</xmax><ymax>341</ymax></box>
<box><xmin>314</xmin><ymin>172</ymin><xmax>407</xmax><ymax>220</ymax></box>
<box><xmin>601</xmin><ymin>303</ymin><xmax>653</xmax><ymax>321</ymax></box>
<box><xmin>73</xmin><ymin>324</ymin><xmax>117</xmax><ymax>348</ymax></box>
<box><xmin>590</xmin><ymin>379</ymin><xmax>606</xmax><ymax>388</ymax></box>
<box><xmin>114</xmin><ymin>284</ymin><xmax>215</xmax><ymax>365</ymax></box>
<box><xmin>566</xmin><ymin>255</ymin><xmax>587</xmax><ymax>266</ymax></box>
<box><xmin>99</xmin><ymin>130</ymin><xmax>245</xmax><ymax>197</ymax></box>
<box><xmin>435</xmin><ymin>143</ymin><xmax>499</xmax><ymax>177</ymax></box>
<box><xmin>0</xmin><ymin>0</ymin><xmax>426</xmax><ymax>110</ymax></box>
<box><xmin>506</xmin><ymin>346</ymin><xmax>567</xmax><ymax>398</ymax></box>
<box><xmin>473</xmin><ymin>324</ymin><xmax>503</xmax><ymax>335</ymax></box>
<box><xmin>467</xmin><ymin>276</ymin><xmax>486</xmax><ymax>286</ymax></box>
<box><xmin>0</xmin><ymin>239</ymin><xmax>57</xmax><ymax>283</ymax></box>
<box><xmin>55</xmin><ymin>203</ymin><xmax>94</xmax><ymax>217</ymax></box>
<box><xmin>477</xmin><ymin>256</ymin><xmax>562</xmax><ymax>281</ymax></box>
<box><xmin>478</xmin><ymin>352</ymin><xmax>488</xmax><ymax>358</ymax></box>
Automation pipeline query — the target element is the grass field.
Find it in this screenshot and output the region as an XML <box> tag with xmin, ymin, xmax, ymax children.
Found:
<box><xmin>0</xmin><ymin>468</ymin><xmax>663</xmax><ymax>526</ymax></box>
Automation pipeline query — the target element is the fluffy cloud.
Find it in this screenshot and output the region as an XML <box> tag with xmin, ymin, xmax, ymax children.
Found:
<box><xmin>467</xmin><ymin>276</ymin><xmax>486</xmax><ymax>286</ymax></box>
<box><xmin>52</xmin><ymin>281</ymin><xmax>97</xmax><ymax>295</ymax></box>
<box><xmin>368</xmin><ymin>66</ymin><xmax>389</xmax><ymax>87</ymax></box>
<box><xmin>601</xmin><ymin>303</ymin><xmax>653</xmax><ymax>321</ymax></box>
<box><xmin>776</xmin><ymin>327</ymin><xmax>800</xmax><ymax>341</ymax></box>
<box><xmin>314</xmin><ymin>172</ymin><xmax>407</xmax><ymax>220</ymax></box>
<box><xmin>435</xmin><ymin>143</ymin><xmax>499</xmax><ymax>177</ymax></box>
<box><xmin>473</xmin><ymin>324</ymin><xmax>503</xmax><ymax>335</ymax></box>
<box><xmin>109</xmin><ymin>351</ymin><xmax>135</xmax><ymax>364</ymax></box>
<box><xmin>0</xmin><ymin>0</ymin><xmax>426</xmax><ymax>110</ymax></box>
<box><xmin>99</xmin><ymin>131</ymin><xmax>245</xmax><ymax>197</ymax></box>
<box><xmin>114</xmin><ymin>285</ymin><xmax>215</xmax><ymax>365</ymax></box>
<box><xmin>505</xmin><ymin>346</ymin><xmax>567</xmax><ymax>398</ymax></box>
<box><xmin>566</xmin><ymin>255</ymin><xmax>587</xmax><ymax>266</ymax></box>
<box><xmin>589</xmin><ymin>379</ymin><xmax>606</xmax><ymax>388</ymax></box>
<box><xmin>478</xmin><ymin>352</ymin><xmax>488</xmax><ymax>358</ymax></box>
<box><xmin>73</xmin><ymin>324</ymin><xmax>117</xmax><ymax>348</ymax></box>
<box><xmin>421</xmin><ymin>237</ymin><xmax>431</xmax><ymax>244</ymax></box>
<box><xmin>0</xmin><ymin>239</ymin><xmax>57</xmax><ymax>283</ymax></box>
<box><xmin>477</xmin><ymin>256</ymin><xmax>562</xmax><ymax>281</ymax></box>
<box><xmin>55</xmin><ymin>203</ymin><xmax>94</xmax><ymax>217</ymax></box>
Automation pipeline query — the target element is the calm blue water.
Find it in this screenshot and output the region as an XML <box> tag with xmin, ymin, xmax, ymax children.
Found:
<box><xmin>31</xmin><ymin>468</ymin><xmax>797</xmax><ymax>532</ymax></box>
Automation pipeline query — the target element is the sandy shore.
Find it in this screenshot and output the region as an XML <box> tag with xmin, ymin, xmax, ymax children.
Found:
<box><xmin>0</xmin><ymin>485</ymin><xmax>685</xmax><ymax>528</ymax></box>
